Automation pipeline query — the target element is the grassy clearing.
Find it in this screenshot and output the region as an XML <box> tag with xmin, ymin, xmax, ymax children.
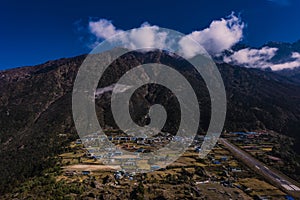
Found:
<box><xmin>239</xmin><ymin>178</ymin><xmax>286</xmax><ymax>197</ymax></box>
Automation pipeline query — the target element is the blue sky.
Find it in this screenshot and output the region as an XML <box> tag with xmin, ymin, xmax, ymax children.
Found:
<box><xmin>0</xmin><ymin>0</ymin><xmax>300</xmax><ymax>69</ymax></box>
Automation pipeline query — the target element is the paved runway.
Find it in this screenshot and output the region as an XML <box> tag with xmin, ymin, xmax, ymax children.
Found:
<box><xmin>219</xmin><ymin>138</ymin><xmax>300</xmax><ymax>195</ymax></box>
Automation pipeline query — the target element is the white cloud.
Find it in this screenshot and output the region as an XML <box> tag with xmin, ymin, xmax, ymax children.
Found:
<box><xmin>88</xmin><ymin>13</ymin><xmax>244</xmax><ymax>58</ymax></box>
<box><xmin>87</xmin><ymin>16</ymin><xmax>300</xmax><ymax>71</ymax></box>
<box><xmin>123</xmin><ymin>23</ymin><xmax>168</xmax><ymax>49</ymax></box>
<box><xmin>89</xmin><ymin>19</ymin><xmax>123</xmax><ymax>39</ymax></box>
<box><xmin>183</xmin><ymin>13</ymin><xmax>245</xmax><ymax>55</ymax></box>
<box><xmin>178</xmin><ymin>36</ymin><xmax>204</xmax><ymax>58</ymax></box>
<box><xmin>224</xmin><ymin>48</ymin><xmax>300</xmax><ymax>71</ymax></box>
<box><xmin>223</xmin><ymin>47</ymin><xmax>278</xmax><ymax>68</ymax></box>
<box><xmin>271</xmin><ymin>52</ymin><xmax>300</xmax><ymax>70</ymax></box>
<box><xmin>89</xmin><ymin>20</ymin><xmax>169</xmax><ymax>50</ymax></box>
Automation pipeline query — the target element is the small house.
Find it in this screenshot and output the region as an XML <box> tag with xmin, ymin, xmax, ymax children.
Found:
<box><xmin>76</xmin><ymin>139</ymin><xmax>82</xmax><ymax>144</ymax></box>
<box><xmin>82</xmin><ymin>171</ymin><xmax>91</xmax><ymax>175</ymax></box>
<box><xmin>65</xmin><ymin>171</ymin><xmax>75</xmax><ymax>176</ymax></box>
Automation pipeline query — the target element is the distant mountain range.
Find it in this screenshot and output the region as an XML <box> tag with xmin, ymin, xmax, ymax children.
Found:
<box><xmin>264</xmin><ymin>40</ymin><xmax>300</xmax><ymax>61</ymax></box>
<box><xmin>222</xmin><ymin>40</ymin><xmax>300</xmax><ymax>83</ymax></box>
<box><xmin>0</xmin><ymin>49</ymin><xmax>300</xmax><ymax>193</ymax></box>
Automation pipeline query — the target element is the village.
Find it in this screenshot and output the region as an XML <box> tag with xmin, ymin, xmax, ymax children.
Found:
<box><xmin>53</xmin><ymin>129</ymin><xmax>297</xmax><ymax>199</ymax></box>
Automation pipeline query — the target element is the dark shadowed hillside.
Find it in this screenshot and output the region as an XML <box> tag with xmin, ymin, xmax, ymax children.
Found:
<box><xmin>0</xmin><ymin>50</ymin><xmax>300</xmax><ymax>193</ymax></box>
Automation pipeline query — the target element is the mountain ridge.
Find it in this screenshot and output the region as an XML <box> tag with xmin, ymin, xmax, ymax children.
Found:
<box><xmin>0</xmin><ymin>50</ymin><xmax>300</xmax><ymax>193</ymax></box>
